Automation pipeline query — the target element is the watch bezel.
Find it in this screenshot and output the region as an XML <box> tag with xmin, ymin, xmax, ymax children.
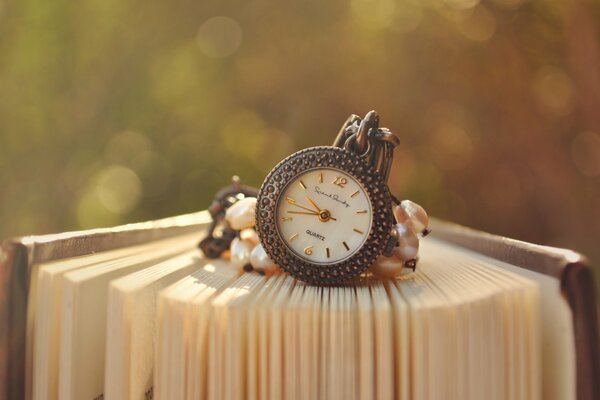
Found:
<box><xmin>255</xmin><ymin>146</ymin><xmax>394</xmax><ymax>285</ymax></box>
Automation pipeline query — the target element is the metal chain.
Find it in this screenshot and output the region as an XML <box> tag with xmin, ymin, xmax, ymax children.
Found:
<box><xmin>198</xmin><ymin>176</ymin><xmax>258</xmax><ymax>258</ymax></box>
<box><xmin>332</xmin><ymin>110</ymin><xmax>401</xmax><ymax>203</ymax></box>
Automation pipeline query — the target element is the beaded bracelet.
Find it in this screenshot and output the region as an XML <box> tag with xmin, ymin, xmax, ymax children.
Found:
<box><xmin>199</xmin><ymin>176</ymin><xmax>429</xmax><ymax>280</ymax></box>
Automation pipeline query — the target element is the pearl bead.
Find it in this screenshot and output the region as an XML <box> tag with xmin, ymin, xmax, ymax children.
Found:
<box><xmin>225</xmin><ymin>197</ymin><xmax>257</xmax><ymax>230</ymax></box>
<box><xmin>392</xmin><ymin>223</ymin><xmax>419</xmax><ymax>261</ymax></box>
<box><xmin>230</xmin><ymin>237</ymin><xmax>253</xmax><ymax>269</ymax></box>
<box><xmin>250</xmin><ymin>243</ymin><xmax>279</xmax><ymax>275</ymax></box>
<box><xmin>395</xmin><ymin>200</ymin><xmax>429</xmax><ymax>234</ymax></box>
<box><xmin>240</xmin><ymin>228</ymin><xmax>259</xmax><ymax>245</ymax></box>
<box><xmin>370</xmin><ymin>255</ymin><xmax>404</xmax><ymax>279</ymax></box>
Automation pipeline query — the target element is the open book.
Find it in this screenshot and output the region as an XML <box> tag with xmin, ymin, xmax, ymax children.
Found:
<box><xmin>0</xmin><ymin>211</ymin><xmax>598</xmax><ymax>400</ymax></box>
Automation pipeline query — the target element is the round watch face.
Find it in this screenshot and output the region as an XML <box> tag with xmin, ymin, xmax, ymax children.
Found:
<box><xmin>276</xmin><ymin>168</ymin><xmax>372</xmax><ymax>264</ymax></box>
<box><xmin>256</xmin><ymin>146</ymin><xmax>394</xmax><ymax>285</ymax></box>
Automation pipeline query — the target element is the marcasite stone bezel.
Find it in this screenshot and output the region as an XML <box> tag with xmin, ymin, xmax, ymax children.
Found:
<box><xmin>255</xmin><ymin>146</ymin><xmax>394</xmax><ymax>285</ymax></box>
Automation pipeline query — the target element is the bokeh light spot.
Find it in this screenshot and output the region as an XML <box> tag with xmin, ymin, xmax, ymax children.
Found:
<box><xmin>531</xmin><ymin>66</ymin><xmax>575</xmax><ymax>116</ymax></box>
<box><xmin>571</xmin><ymin>132</ymin><xmax>600</xmax><ymax>177</ymax></box>
<box><xmin>96</xmin><ymin>165</ymin><xmax>142</xmax><ymax>214</ymax></box>
<box><xmin>197</xmin><ymin>16</ymin><xmax>242</xmax><ymax>59</ymax></box>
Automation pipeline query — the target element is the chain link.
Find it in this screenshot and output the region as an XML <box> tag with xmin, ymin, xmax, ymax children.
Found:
<box><xmin>332</xmin><ymin>110</ymin><xmax>400</xmax><ymax>195</ymax></box>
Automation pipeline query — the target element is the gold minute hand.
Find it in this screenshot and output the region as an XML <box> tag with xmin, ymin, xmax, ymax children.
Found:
<box><xmin>285</xmin><ymin>197</ymin><xmax>337</xmax><ymax>221</ymax></box>
<box><xmin>288</xmin><ymin>201</ymin><xmax>320</xmax><ymax>214</ymax></box>
<box><xmin>305</xmin><ymin>196</ymin><xmax>322</xmax><ymax>212</ymax></box>
<box><xmin>288</xmin><ymin>210</ymin><xmax>319</xmax><ymax>215</ymax></box>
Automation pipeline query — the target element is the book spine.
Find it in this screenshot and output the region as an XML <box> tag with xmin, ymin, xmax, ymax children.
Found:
<box><xmin>0</xmin><ymin>241</ymin><xmax>29</xmax><ymax>400</ymax></box>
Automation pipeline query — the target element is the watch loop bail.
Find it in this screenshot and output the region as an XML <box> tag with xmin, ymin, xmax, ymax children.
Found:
<box><xmin>333</xmin><ymin>110</ymin><xmax>400</xmax><ymax>185</ymax></box>
<box><xmin>355</xmin><ymin>110</ymin><xmax>379</xmax><ymax>154</ymax></box>
<box><xmin>343</xmin><ymin>134</ymin><xmax>371</xmax><ymax>159</ymax></box>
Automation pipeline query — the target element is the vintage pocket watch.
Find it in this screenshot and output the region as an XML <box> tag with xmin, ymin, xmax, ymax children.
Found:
<box><xmin>255</xmin><ymin>111</ymin><xmax>401</xmax><ymax>285</ymax></box>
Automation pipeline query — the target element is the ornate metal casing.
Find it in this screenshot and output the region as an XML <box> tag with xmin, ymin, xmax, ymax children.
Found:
<box><xmin>255</xmin><ymin>146</ymin><xmax>394</xmax><ymax>285</ymax></box>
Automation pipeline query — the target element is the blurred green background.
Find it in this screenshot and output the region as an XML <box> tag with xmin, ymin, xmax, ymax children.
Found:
<box><xmin>0</xmin><ymin>0</ymin><xmax>599</xmax><ymax>270</ymax></box>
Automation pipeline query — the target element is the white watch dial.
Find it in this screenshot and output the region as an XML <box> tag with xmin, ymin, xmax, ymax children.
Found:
<box><xmin>276</xmin><ymin>167</ymin><xmax>373</xmax><ymax>264</ymax></box>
